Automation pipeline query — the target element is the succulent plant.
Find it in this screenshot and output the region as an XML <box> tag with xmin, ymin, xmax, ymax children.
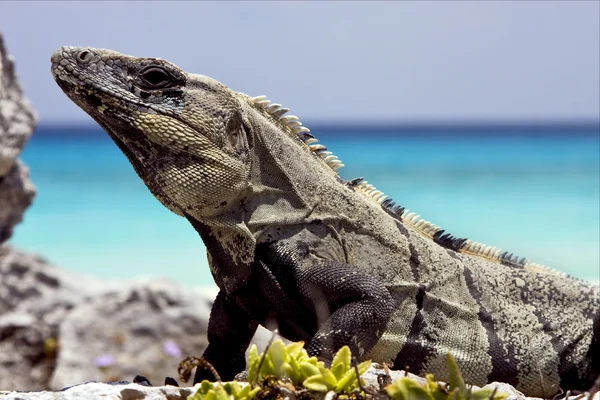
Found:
<box><xmin>189</xmin><ymin>340</ymin><xmax>507</xmax><ymax>400</ymax></box>
<box><xmin>188</xmin><ymin>380</ymin><xmax>260</xmax><ymax>400</ymax></box>
<box><xmin>385</xmin><ymin>354</ymin><xmax>507</xmax><ymax>400</ymax></box>
<box><xmin>246</xmin><ymin>339</ymin><xmax>370</xmax><ymax>393</ymax></box>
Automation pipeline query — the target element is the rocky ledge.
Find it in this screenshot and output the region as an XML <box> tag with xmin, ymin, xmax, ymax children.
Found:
<box><xmin>0</xmin><ymin>33</ymin><xmax>36</xmax><ymax>244</ymax></box>
<box><xmin>0</xmin><ymin>365</ymin><xmax>597</xmax><ymax>400</ymax></box>
<box><xmin>0</xmin><ymin>246</ymin><xmax>213</xmax><ymax>391</ymax></box>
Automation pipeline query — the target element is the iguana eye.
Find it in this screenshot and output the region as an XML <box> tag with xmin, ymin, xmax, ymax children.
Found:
<box><xmin>138</xmin><ymin>67</ymin><xmax>172</xmax><ymax>89</ymax></box>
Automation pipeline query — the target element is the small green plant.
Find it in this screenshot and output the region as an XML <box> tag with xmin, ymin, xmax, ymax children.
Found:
<box><xmin>189</xmin><ymin>340</ymin><xmax>371</xmax><ymax>400</ymax></box>
<box><xmin>189</xmin><ymin>340</ymin><xmax>507</xmax><ymax>400</ymax></box>
<box><xmin>188</xmin><ymin>380</ymin><xmax>260</xmax><ymax>400</ymax></box>
<box><xmin>246</xmin><ymin>339</ymin><xmax>370</xmax><ymax>393</ymax></box>
<box><xmin>385</xmin><ymin>354</ymin><xmax>507</xmax><ymax>400</ymax></box>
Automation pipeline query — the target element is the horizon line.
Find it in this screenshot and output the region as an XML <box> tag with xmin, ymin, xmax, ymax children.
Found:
<box><xmin>36</xmin><ymin>119</ymin><xmax>600</xmax><ymax>131</ymax></box>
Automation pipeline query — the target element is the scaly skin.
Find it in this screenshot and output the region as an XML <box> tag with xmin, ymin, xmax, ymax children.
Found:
<box><xmin>51</xmin><ymin>46</ymin><xmax>599</xmax><ymax>397</ymax></box>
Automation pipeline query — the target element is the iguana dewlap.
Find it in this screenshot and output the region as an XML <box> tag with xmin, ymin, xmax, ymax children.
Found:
<box><xmin>51</xmin><ymin>46</ymin><xmax>599</xmax><ymax>397</ymax></box>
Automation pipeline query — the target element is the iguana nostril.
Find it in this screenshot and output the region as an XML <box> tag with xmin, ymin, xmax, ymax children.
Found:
<box><xmin>77</xmin><ymin>50</ymin><xmax>92</xmax><ymax>63</ymax></box>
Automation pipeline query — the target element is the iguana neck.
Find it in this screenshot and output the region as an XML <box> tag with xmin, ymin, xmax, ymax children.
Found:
<box><xmin>191</xmin><ymin>104</ymin><xmax>326</xmax><ymax>294</ymax></box>
<box><xmin>240</xmin><ymin>102</ymin><xmax>333</xmax><ymax>237</ymax></box>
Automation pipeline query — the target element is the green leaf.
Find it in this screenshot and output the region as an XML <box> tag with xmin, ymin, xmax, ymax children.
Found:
<box><xmin>203</xmin><ymin>390</ymin><xmax>215</xmax><ymax>400</ymax></box>
<box><xmin>447</xmin><ymin>388</ymin><xmax>460</xmax><ymax>400</ymax></box>
<box><xmin>285</xmin><ymin>341</ymin><xmax>305</xmax><ymax>358</ymax></box>
<box><xmin>200</xmin><ymin>380</ymin><xmax>214</xmax><ymax>395</ymax></box>
<box><xmin>247</xmin><ymin>345</ymin><xmax>259</xmax><ymax>384</ymax></box>
<box><xmin>304</xmin><ymin>356</ymin><xmax>320</xmax><ymax>366</ymax></box>
<box><xmin>269</xmin><ymin>339</ymin><xmax>287</xmax><ymax>377</ymax></box>
<box><xmin>303</xmin><ymin>375</ymin><xmax>329</xmax><ymax>392</ymax></box>
<box><xmin>334</xmin><ymin>369</ymin><xmax>355</xmax><ymax>393</ymax></box>
<box><xmin>287</xmin><ymin>355</ymin><xmax>303</xmax><ymax>384</ymax></box>
<box><xmin>222</xmin><ymin>382</ymin><xmax>234</xmax><ymax>395</ymax></box>
<box><xmin>331</xmin><ymin>345</ymin><xmax>351</xmax><ymax>380</ymax></box>
<box><xmin>259</xmin><ymin>357</ymin><xmax>276</xmax><ymax>378</ymax></box>
<box><xmin>281</xmin><ymin>357</ymin><xmax>308</xmax><ymax>386</ymax></box>
<box><xmin>214</xmin><ymin>385</ymin><xmax>231</xmax><ymax>400</ymax></box>
<box><xmin>247</xmin><ymin>345</ymin><xmax>259</xmax><ymax>367</ymax></box>
<box><xmin>236</xmin><ymin>383</ymin><xmax>251</xmax><ymax>398</ymax></box>
<box><xmin>299</xmin><ymin>361</ymin><xmax>321</xmax><ymax>379</ymax></box>
<box><xmin>319</xmin><ymin>365</ymin><xmax>338</xmax><ymax>391</ymax></box>
<box><xmin>249</xmin><ymin>387</ymin><xmax>261</xmax><ymax>399</ymax></box>
<box><xmin>446</xmin><ymin>353</ymin><xmax>466</xmax><ymax>393</ymax></box>
<box><xmin>425</xmin><ymin>374</ymin><xmax>447</xmax><ymax>400</ymax></box>
<box><xmin>385</xmin><ymin>377</ymin><xmax>434</xmax><ymax>400</ymax></box>
<box><xmin>470</xmin><ymin>389</ymin><xmax>508</xmax><ymax>400</ymax></box>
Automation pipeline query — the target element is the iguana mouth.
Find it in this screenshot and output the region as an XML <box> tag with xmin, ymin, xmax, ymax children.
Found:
<box><xmin>51</xmin><ymin>47</ymin><xmax>166</xmax><ymax>117</ymax></box>
<box><xmin>51</xmin><ymin>47</ymin><xmax>201</xmax><ymax>144</ymax></box>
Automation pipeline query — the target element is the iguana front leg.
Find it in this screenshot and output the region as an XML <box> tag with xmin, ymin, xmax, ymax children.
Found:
<box><xmin>194</xmin><ymin>290</ymin><xmax>258</xmax><ymax>383</ymax></box>
<box><xmin>297</xmin><ymin>261</ymin><xmax>396</xmax><ymax>360</ymax></box>
<box><xmin>196</xmin><ymin>240</ymin><xmax>394</xmax><ymax>383</ymax></box>
<box><xmin>257</xmin><ymin>241</ymin><xmax>396</xmax><ymax>361</ymax></box>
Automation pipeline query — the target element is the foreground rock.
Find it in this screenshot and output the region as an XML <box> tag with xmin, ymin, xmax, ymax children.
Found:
<box><xmin>1</xmin><ymin>367</ymin><xmax>597</xmax><ymax>400</ymax></box>
<box><xmin>0</xmin><ymin>382</ymin><xmax>194</xmax><ymax>400</ymax></box>
<box><xmin>0</xmin><ymin>33</ymin><xmax>36</xmax><ymax>243</ymax></box>
<box><xmin>0</xmin><ymin>246</ymin><xmax>213</xmax><ymax>391</ymax></box>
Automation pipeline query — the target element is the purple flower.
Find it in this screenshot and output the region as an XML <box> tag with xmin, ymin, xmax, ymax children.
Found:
<box><xmin>94</xmin><ymin>354</ymin><xmax>115</xmax><ymax>369</ymax></box>
<box><xmin>163</xmin><ymin>339</ymin><xmax>182</xmax><ymax>358</ymax></box>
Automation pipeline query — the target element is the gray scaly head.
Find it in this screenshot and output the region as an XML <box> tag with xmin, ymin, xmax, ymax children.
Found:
<box><xmin>51</xmin><ymin>47</ymin><xmax>252</xmax><ymax>221</ymax></box>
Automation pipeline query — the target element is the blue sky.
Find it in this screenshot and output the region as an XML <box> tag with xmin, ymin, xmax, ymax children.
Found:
<box><xmin>1</xmin><ymin>1</ymin><xmax>599</xmax><ymax>124</ymax></box>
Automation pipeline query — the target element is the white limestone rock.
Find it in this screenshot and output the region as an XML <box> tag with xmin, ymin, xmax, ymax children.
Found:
<box><xmin>0</xmin><ymin>33</ymin><xmax>36</xmax><ymax>243</ymax></box>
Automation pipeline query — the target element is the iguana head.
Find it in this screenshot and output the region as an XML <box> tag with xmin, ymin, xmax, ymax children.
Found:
<box><xmin>51</xmin><ymin>46</ymin><xmax>253</xmax><ymax>220</ymax></box>
<box><xmin>52</xmin><ymin>46</ymin><xmax>348</xmax><ymax>293</ymax></box>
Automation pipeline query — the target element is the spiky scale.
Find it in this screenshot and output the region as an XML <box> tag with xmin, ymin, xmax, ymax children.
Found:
<box><xmin>293</xmin><ymin>126</ymin><xmax>311</xmax><ymax>134</ymax></box>
<box><xmin>250</xmin><ymin>95</ymin><xmax>267</xmax><ymax>102</ymax></box>
<box><xmin>309</xmin><ymin>144</ymin><xmax>327</xmax><ymax>152</ymax></box>
<box><xmin>256</xmin><ymin>100</ymin><xmax>270</xmax><ymax>108</ymax></box>
<box><xmin>348</xmin><ymin>177</ymin><xmax>365</xmax><ymax>186</ymax></box>
<box><xmin>266</xmin><ymin>103</ymin><xmax>282</xmax><ymax>113</ymax></box>
<box><xmin>297</xmin><ymin>132</ymin><xmax>315</xmax><ymax>141</ymax></box>
<box><xmin>280</xmin><ymin>115</ymin><xmax>299</xmax><ymax>124</ymax></box>
<box><xmin>272</xmin><ymin>108</ymin><xmax>289</xmax><ymax>117</ymax></box>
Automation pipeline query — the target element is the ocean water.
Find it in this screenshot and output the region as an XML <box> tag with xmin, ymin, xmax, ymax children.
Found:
<box><xmin>9</xmin><ymin>124</ymin><xmax>600</xmax><ymax>286</ymax></box>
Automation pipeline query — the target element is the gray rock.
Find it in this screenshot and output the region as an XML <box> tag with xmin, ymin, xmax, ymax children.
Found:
<box><xmin>50</xmin><ymin>277</ymin><xmax>211</xmax><ymax>389</ymax></box>
<box><xmin>0</xmin><ymin>246</ymin><xmax>214</xmax><ymax>391</ymax></box>
<box><xmin>0</xmin><ymin>33</ymin><xmax>36</xmax><ymax>243</ymax></box>
<box><xmin>0</xmin><ymin>382</ymin><xmax>195</xmax><ymax>400</ymax></box>
<box><xmin>0</xmin><ymin>34</ymin><xmax>36</xmax><ymax>176</ymax></box>
<box><xmin>0</xmin><ymin>247</ymin><xmax>68</xmax><ymax>390</ymax></box>
<box><xmin>0</xmin><ymin>160</ymin><xmax>35</xmax><ymax>243</ymax></box>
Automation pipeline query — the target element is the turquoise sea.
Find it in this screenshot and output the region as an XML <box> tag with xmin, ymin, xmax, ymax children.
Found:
<box><xmin>9</xmin><ymin>124</ymin><xmax>600</xmax><ymax>286</ymax></box>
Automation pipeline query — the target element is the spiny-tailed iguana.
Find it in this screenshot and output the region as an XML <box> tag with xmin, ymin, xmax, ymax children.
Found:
<box><xmin>51</xmin><ymin>46</ymin><xmax>599</xmax><ymax>397</ymax></box>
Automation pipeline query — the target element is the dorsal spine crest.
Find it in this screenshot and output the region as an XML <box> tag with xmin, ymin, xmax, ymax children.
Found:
<box><xmin>244</xmin><ymin>93</ymin><xmax>563</xmax><ymax>277</ymax></box>
<box><xmin>246</xmin><ymin>94</ymin><xmax>345</xmax><ymax>171</ymax></box>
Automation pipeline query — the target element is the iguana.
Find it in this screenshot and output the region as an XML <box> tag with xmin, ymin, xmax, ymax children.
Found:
<box><xmin>51</xmin><ymin>46</ymin><xmax>599</xmax><ymax>397</ymax></box>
